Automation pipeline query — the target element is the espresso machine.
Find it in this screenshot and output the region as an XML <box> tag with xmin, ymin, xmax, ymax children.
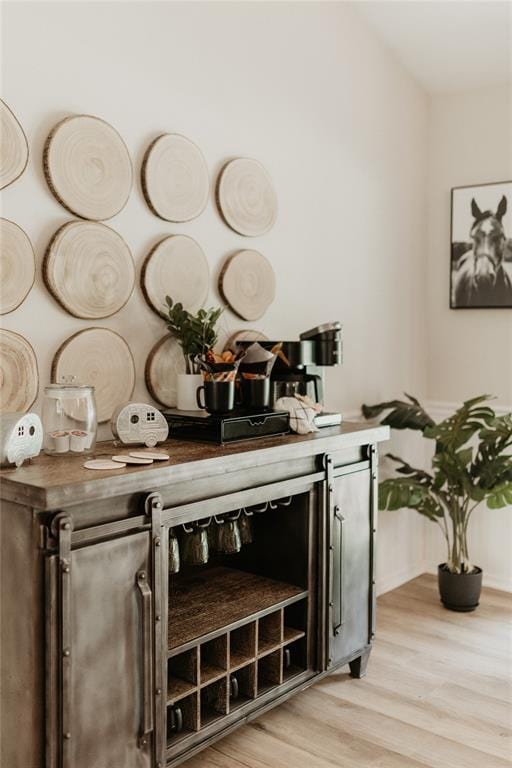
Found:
<box><xmin>239</xmin><ymin>321</ymin><xmax>342</xmax><ymax>409</ymax></box>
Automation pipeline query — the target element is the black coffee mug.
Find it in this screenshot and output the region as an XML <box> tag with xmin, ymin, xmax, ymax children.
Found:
<box><xmin>196</xmin><ymin>380</ymin><xmax>235</xmax><ymax>414</ymax></box>
<box><xmin>241</xmin><ymin>378</ymin><xmax>270</xmax><ymax>410</ymax></box>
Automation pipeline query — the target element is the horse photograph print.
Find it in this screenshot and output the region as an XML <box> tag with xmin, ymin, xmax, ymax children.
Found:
<box><xmin>451</xmin><ymin>180</ymin><xmax>512</xmax><ymax>309</ymax></box>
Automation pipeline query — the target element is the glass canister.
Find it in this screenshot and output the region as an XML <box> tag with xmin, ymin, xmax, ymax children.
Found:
<box><xmin>42</xmin><ymin>378</ymin><xmax>97</xmax><ymax>456</ymax></box>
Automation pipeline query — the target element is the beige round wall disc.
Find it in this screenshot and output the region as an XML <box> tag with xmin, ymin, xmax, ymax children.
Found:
<box><xmin>0</xmin><ymin>99</ymin><xmax>29</xmax><ymax>190</ymax></box>
<box><xmin>84</xmin><ymin>459</ymin><xmax>126</xmax><ymax>470</ymax></box>
<box><xmin>219</xmin><ymin>250</ymin><xmax>275</xmax><ymax>321</ymax></box>
<box><xmin>0</xmin><ymin>219</ymin><xmax>35</xmax><ymax>314</ymax></box>
<box><xmin>142</xmin><ymin>133</ymin><xmax>209</xmax><ymax>222</ymax></box>
<box><xmin>44</xmin><ymin>114</ymin><xmax>133</xmax><ymax>220</ymax></box>
<box><xmin>141</xmin><ymin>235</ymin><xmax>209</xmax><ymax>317</ymax></box>
<box><xmin>224</xmin><ymin>329</ymin><xmax>268</xmax><ymax>351</ymax></box>
<box><xmin>216</xmin><ymin>158</ymin><xmax>277</xmax><ymax>236</ymax></box>
<box><xmin>43</xmin><ymin>221</ymin><xmax>135</xmax><ymax>319</ymax></box>
<box><xmin>0</xmin><ymin>329</ymin><xmax>38</xmax><ymax>412</ymax></box>
<box><xmin>52</xmin><ymin>328</ymin><xmax>135</xmax><ymax>422</ymax></box>
<box><xmin>145</xmin><ymin>334</ymin><xmax>185</xmax><ymax>408</ymax></box>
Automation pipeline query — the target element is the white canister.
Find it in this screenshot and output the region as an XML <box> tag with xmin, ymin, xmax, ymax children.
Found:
<box><xmin>176</xmin><ymin>373</ymin><xmax>203</xmax><ymax>411</ymax></box>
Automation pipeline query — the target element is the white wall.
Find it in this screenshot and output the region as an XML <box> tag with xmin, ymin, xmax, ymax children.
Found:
<box><xmin>425</xmin><ymin>84</ymin><xmax>512</xmax><ymax>591</ymax></box>
<box><xmin>1</xmin><ymin>2</ymin><xmax>428</xmax><ymax>593</ymax></box>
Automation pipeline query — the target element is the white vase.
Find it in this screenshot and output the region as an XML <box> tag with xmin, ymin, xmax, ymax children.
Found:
<box><xmin>176</xmin><ymin>373</ymin><xmax>203</xmax><ymax>411</ymax></box>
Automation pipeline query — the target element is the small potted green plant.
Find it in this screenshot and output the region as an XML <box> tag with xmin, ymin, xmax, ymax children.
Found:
<box><xmin>362</xmin><ymin>395</ymin><xmax>512</xmax><ymax>611</ymax></box>
<box><xmin>165</xmin><ymin>297</ymin><xmax>223</xmax><ymax>410</ymax></box>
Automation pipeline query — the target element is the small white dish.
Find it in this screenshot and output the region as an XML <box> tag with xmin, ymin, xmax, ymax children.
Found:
<box><xmin>129</xmin><ymin>450</ymin><xmax>170</xmax><ymax>461</ymax></box>
<box><xmin>112</xmin><ymin>454</ymin><xmax>154</xmax><ymax>465</ymax></box>
<box><xmin>84</xmin><ymin>459</ymin><xmax>126</xmax><ymax>470</ymax></box>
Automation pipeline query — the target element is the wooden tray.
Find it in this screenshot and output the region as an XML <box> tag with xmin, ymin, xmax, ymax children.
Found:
<box><xmin>141</xmin><ymin>133</ymin><xmax>209</xmax><ymax>222</ymax></box>
<box><xmin>141</xmin><ymin>235</ymin><xmax>209</xmax><ymax>317</ymax></box>
<box><xmin>219</xmin><ymin>250</ymin><xmax>275</xmax><ymax>321</ymax></box>
<box><xmin>0</xmin><ymin>329</ymin><xmax>38</xmax><ymax>412</ymax></box>
<box><xmin>216</xmin><ymin>158</ymin><xmax>277</xmax><ymax>236</ymax></box>
<box><xmin>52</xmin><ymin>328</ymin><xmax>135</xmax><ymax>422</ymax></box>
<box><xmin>145</xmin><ymin>334</ymin><xmax>185</xmax><ymax>408</ymax></box>
<box><xmin>43</xmin><ymin>221</ymin><xmax>135</xmax><ymax>319</ymax></box>
<box><xmin>43</xmin><ymin>114</ymin><xmax>132</xmax><ymax>220</ymax></box>
<box><xmin>0</xmin><ymin>219</ymin><xmax>35</xmax><ymax>315</ymax></box>
<box><xmin>0</xmin><ymin>99</ymin><xmax>29</xmax><ymax>190</ymax></box>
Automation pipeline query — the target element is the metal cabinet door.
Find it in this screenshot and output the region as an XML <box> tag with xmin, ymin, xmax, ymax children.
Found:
<box><xmin>327</xmin><ymin>465</ymin><xmax>375</xmax><ymax>667</ymax></box>
<box><xmin>48</xmin><ymin>530</ymin><xmax>153</xmax><ymax>768</ymax></box>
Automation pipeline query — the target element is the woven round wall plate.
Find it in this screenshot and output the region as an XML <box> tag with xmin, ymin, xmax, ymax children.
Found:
<box><xmin>145</xmin><ymin>334</ymin><xmax>185</xmax><ymax>408</ymax></box>
<box><xmin>141</xmin><ymin>235</ymin><xmax>209</xmax><ymax>318</ymax></box>
<box><xmin>141</xmin><ymin>133</ymin><xmax>209</xmax><ymax>222</ymax></box>
<box><xmin>43</xmin><ymin>114</ymin><xmax>133</xmax><ymax>220</ymax></box>
<box><xmin>52</xmin><ymin>328</ymin><xmax>135</xmax><ymax>422</ymax></box>
<box><xmin>216</xmin><ymin>158</ymin><xmax>277</xmax><ymax>237</ymax></box>
<box><xmin>0</xmin><ymin>99</ymin><xmax>29</xmax><ymax>190</ymax></box>
<box><xmin>0</xmin><ymin>219</ymin><xmax>36</xmax><ymax>315</ymax></box>
<box><xmin>43</xmin><ymin>221</ymin><xmax>135</xmax><ymax>319</ymax></box>
<box><xmin>219</xmin><ymin>249</ymin><xmax>275</xmax><ymax>321</ymax></box>
<box><xmin>0</xmin><ymin>329</ymin><xmax>38</xmax><ymax>412</ymax></box>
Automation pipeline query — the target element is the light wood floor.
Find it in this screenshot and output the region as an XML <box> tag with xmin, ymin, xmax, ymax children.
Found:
<box><xmin>187</xmin><ymin>574</ymin><xmax>512</xmax><ymax>767</ymax></box>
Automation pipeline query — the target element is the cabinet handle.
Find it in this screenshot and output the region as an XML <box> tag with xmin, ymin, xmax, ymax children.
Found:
<box><xmin>333</xmin><ymin>507</ymin><xmax>345</xmax><ymax>635</ymax></box>
<box><xmin>136</xmin><ymin>570</ymin><xmax>154</xmax><ymax>745</ymax></box>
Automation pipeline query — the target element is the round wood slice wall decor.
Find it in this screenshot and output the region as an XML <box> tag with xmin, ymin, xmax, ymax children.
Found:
<box><xmin>0</xmin><ymin>329</ymin><xmax>38</xmax><ymax>413</ymax></box>
<box><xmin>0</xmin><ymin>99</ymin><xmax>29</xmax><ymax>190</ymax></box>
<box><xmin>43</xmin><ymin>115</ymin><xmax>133</xmax><ymax>220</ymax></box>
<box><xmin>0</xmin><ymin>219</ymin><xmax>36</xmax><ymax>315</ymax></box>
<box><xmin>224</xmin><ymin>329</ymin><xmax>268</xmax><ymax>351</ymax></box>
<box><xmin>52</xmin><ymin>328</ymin><xmax>135</xmax><ymax>422</ymax></box>
<box><xmin>219</xmin><ymin>250</ymin><xmax>275</xmax><ymax>321</ymax></box>
<box><xmin>145</xmin><ymin>334</ymin><xmax>185</xmax><ymax>408</ymax></box>
<box><xmin>141</xmin><ymin>235</ymin><xmax>209</xmax><ymax>318</ymax></box>
<box><xmin>216</xmin><ymin>158</ymin><xmax>278</xmax><ymax>237</ymax></box>
<box><xmin>43</xmin><ymin>221</ymin><xmax>135</xmax><ymax>319</ymax></box>
<box><xmin>142</xmin><ymin>133</ymin><xmax>210</xmax><ymax>222</ymax></box>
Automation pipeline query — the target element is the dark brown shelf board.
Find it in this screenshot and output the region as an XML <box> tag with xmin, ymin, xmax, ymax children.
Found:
<box><xmin>167</xmin><ymin>727</ymin><xmax>195</xmax><ymax>748</ymax></box>
<box><xmin>168</xmin><ymin>567</ymin><xmax>307</xmax><ymax>654</ymax></box>
<box><xmin>283</xmin><ymin>627</ymin><xmax>306</xmax><ymax>645</ymax></box>
<box><xmin>229</xmin><ymin>650</ymin><xmax>255</xmax><ymax>671</ymax></box>
<box><xmin>167</xmin><ymin>677</ymin><xmax>197</xmax><ymax>705</ymax></box>
<box><xmin>200</xmin><ymin>710</ymin><xmax>225</xmax><ymax>729</ymax></box>
<box><xmin>200</xmin><ymin>665</ymin><xmax>226</xmax><ymax>687</ymax></box>
<box><xmin>257</xmin><ymin>639</ymin><xmax>282</xmax><ymax>658</ymax></box>
<box><xmin>283</xmin><ymin>664</ymin><xmax>306</xmax><ymax>682</ymax></box>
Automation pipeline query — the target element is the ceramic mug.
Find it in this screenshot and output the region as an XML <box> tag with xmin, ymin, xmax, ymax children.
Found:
<box><xmin>182</xmin><ymin>520</ymin><xmax>210</xmax><ymax>565</ymax></box>
<box><xmin>169</xmin><ymin>531</ymin><xmax>180</xmax><ymax>574</ymax></box>
<box><xmin>196</xmin><ymin>380</ymin><xmax>235</xmax><ymax>415</ymax></box>
<box><xmin>168</xmin><ymin>706</ymin><xmax>183</xmax><ymax>733</ymax></box>
<box><xmin>177</xmin><ymin>373</ymin><xmax>203</xmax><ymax>411</ymax></box>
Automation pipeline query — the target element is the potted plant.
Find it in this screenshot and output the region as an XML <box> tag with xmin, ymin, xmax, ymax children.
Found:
<box><xmin>362</xmin><ymin>394</ymin><xmax>512</xmax><ymax>611</ymax></box>
<box><xmin>165</xmin><ymin>297</ymin><xmax>223</xmax><ymax>410</ymax></box>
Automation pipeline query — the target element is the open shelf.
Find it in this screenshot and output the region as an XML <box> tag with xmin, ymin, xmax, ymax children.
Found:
<box><xmin>167</xmin><ymin>677</ymin><xmax>197</xmax><ymax>705</ymax></box>
<box><xmin>167</xmin><ymin>692</ymin><xmax>199</xmax><ymax>747</ymax></box>
<box><xmin>168</xmin><ymin>567</ymin><xmax>307</xmax><ymax>653</ymax></box>
<box><xmin>283</xmin><ymin>627</ymin><xmax>305</xmax><ymax>645</ymax></box>
<box><xmin>200</xmin><ymin>678</ymin><xmax>228</xmax><ymax>727</ymax></box>
<box><xmin>167</xmin><ymin>648</ymin><xmax>198</xmax><ymax>705</ymax></box>
<box><xmin>229</xmin><ymin>662</ymin><xmax>257</xmax><ymax>711</ymax></box>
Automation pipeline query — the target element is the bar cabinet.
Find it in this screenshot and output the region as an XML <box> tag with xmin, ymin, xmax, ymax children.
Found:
<box><xmin>0</xmin><ymin>421</ymin><xmax>388</xmax><ymax>767</ymax></box>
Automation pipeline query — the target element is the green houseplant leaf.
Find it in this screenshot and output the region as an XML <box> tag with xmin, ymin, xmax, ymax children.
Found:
<box><xmin>363</xmin><ymin>393</ymin><xmax>512</xmax><ymax>574</ymax></box>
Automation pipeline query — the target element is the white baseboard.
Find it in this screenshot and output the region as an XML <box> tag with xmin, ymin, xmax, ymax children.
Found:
<box><xmin>424</xmin><ymin>565</ymin><xmax>512</xmax><ymax>593</ymax></box>
<box><xmin>376</xmin><ymin>563</ymin><xmax>427</xmax><ymax>596</ymax></box>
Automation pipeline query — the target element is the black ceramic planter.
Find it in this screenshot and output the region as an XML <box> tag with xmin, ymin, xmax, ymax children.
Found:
<box><xmin>438</xmin><ymin>564</ymin><xmax>482</xmax><ymax>612</ymax></box>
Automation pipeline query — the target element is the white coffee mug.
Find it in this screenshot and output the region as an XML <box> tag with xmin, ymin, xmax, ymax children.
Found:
<box><xmin>176</xmin><ymin>374</ymin><xmax>203</xmax><ymax>411</ymax></box>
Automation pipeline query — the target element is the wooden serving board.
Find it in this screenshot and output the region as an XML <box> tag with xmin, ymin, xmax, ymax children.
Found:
<box><xmin>141</xmin><ymin>133</ymin><xmax>209</xmax><ymax>222</ymax></box>
<box><xmin>43</xmin><ymin>221</ymin><xmax>135</xmax><ymax>319</ymax></box>
<box><xmin>145</xmin><ymin>334</ymin><xmax>185</xmax><ymax>408</ymax></box>
<box><xmin>0</xmin><ymin>329</ymin><xmax>38</xmax><ymax>412</ymax></box>
<box><xmin>219</xmin><ymin>249</ymin><xmax>275</xmax><ymax>321</ymax></box>
<box><xmin>0</xmin><ymin>99</ymin><xmax>29</xmax><ymax>190</ymax></box>
<box><xmin>141</xmin><ymin>235</ymin><xmax>209</xmax><ymax>317</ymax></box>
<box><xmin>43</xmin><ymin>114</ymin><xmax>132</xmax><ymax>220</ymax></box>
<box><xmin>216</xmin><ymin>158</ymin><xmax>277</xmax><ymax>236</ymax></box>
<box><xmin>0</xmin><ymin>219</ymin><xmax>35</xmax><ymax>315</ymax></box>
<box><xmin>52</xmin><ymin>328</ymin><xmax>135</xmax><ymax>422</ymax></box>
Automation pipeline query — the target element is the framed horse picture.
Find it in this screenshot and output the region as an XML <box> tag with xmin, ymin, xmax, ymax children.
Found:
<box><xmin>451</xmin><ymin>180</ymin><xmax>512</xmax><ymax>309</ymax></box>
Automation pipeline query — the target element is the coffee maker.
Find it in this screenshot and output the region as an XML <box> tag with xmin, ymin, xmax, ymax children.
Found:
<box><xmin>238</xmin><ymin>322</ymin><xmax>342</xmax><ymax>408</ymax></box>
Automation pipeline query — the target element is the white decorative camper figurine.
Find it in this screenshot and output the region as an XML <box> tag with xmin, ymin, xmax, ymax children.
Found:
<box><xmin>0</xmin><ymin>412</ymin><xmax>43</xmax><ymax>467</ymax></box>
<box><xmin>111</xmin><ymin>402</ymin><xmax>169</xmax><ymax>447</ymax></box>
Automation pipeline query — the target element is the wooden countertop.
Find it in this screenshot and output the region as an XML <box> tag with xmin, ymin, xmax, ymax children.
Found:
<box><xmin>0</xmin><ymin>421</ymin><xmax>389</xmax><ymax>510</ymax></box>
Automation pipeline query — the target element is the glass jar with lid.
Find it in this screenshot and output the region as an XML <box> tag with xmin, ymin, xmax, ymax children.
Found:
<box><xmin>42</xmin><ymin>377</ymin><xmax>97</xmax><ymax>456</ymax></box>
